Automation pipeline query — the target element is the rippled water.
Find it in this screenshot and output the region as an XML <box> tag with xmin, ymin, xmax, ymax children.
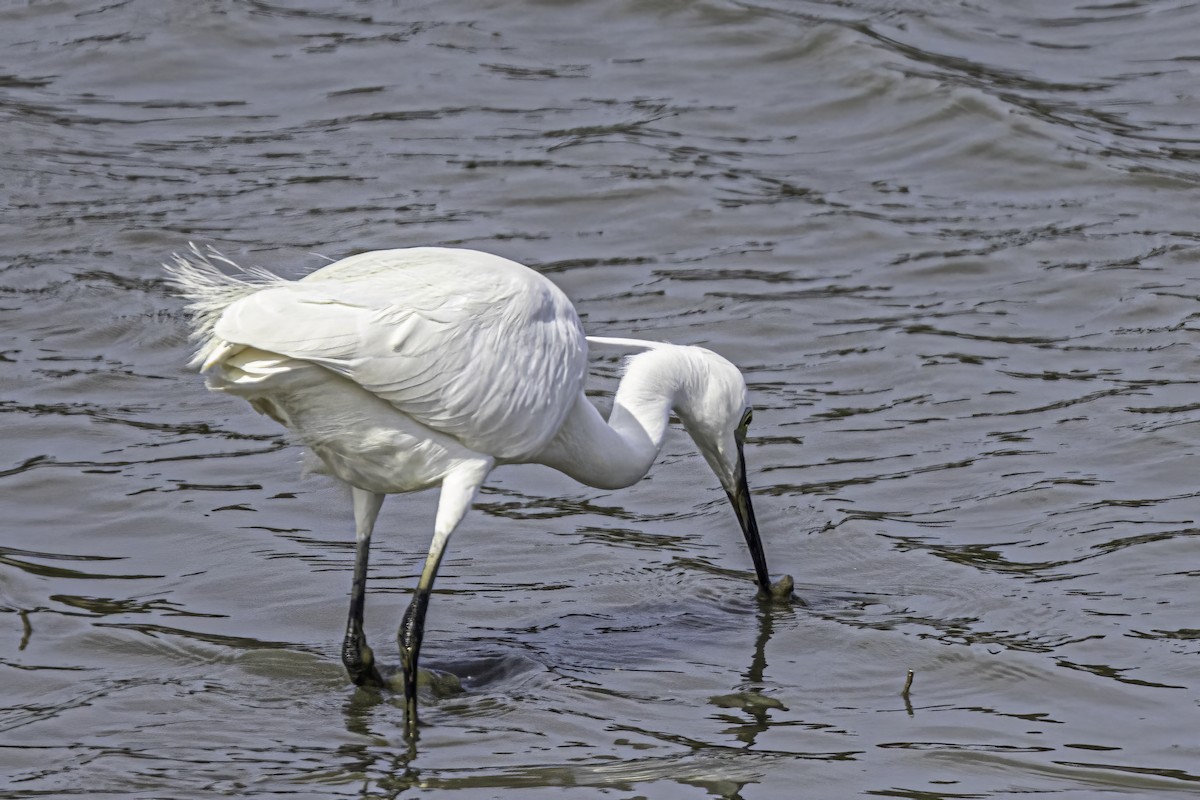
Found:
<box><xmin>4</xmin><ymin>1</ymin><xmax>1200</xmax><ymax>797</ymax></box>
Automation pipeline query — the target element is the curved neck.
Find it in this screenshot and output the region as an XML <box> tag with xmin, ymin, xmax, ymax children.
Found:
<box><xmin>531</xmin><ymin>348</ymin><xmax>699</xmax><ymax>490</ymax></box>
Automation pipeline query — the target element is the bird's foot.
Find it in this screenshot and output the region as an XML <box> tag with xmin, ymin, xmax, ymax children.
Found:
<box><xmin>342</xmin><ymin>629</ymin><xmax>386</xmax><ymax>688</ymax></box>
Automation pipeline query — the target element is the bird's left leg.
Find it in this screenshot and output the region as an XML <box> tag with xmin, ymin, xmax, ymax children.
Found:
<box><xmin>399</xmin><ymin>457</ymin><xmax>492</xmax><ymax>735</ymax></box>
<box><xmin>343</xmin><ymin>487</ymin><xmax>386</xmax><ymax>687</ymax></box>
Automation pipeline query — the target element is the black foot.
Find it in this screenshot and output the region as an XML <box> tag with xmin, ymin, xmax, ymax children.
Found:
<box><xmin>343</xmin><ymin>629</ymin><xmax>385</xmax><ymax>688</ymax></box>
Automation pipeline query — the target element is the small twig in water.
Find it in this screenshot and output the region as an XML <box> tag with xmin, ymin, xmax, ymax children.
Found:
<box><xmin>18</xmin><ymin>609</ymin><xmax>33</xmax><ymax>651</ymax></box>
<box><xmin>901</xmin><ymin>669</ymin><xmax>914</xmax><ymax>698</ymax></box>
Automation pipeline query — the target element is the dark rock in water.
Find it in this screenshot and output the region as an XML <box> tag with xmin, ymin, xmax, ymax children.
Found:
<box><xmin>768</xmin><ymin>574</ymin><xmax>795</xmax><ymax>600</ymax></box>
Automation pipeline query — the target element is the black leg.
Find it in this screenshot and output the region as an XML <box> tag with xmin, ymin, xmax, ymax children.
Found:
<box><xmin>399</xmin><ymin>584</ymin><xmax>434</xmax><ymax>731</ymax></box>
<box><xmin>399</xmin><ymin>547</ymin><xmax>444</xmax><ymax>736</ymax></box>
<box><xmin>342</xmin><ymin>488</ymin><xmax>385</xmax><ymax>687</ymax></box>
<box><xmin>398</xmin><ymin>458</ymin><xmax>492</xmax><ymax>738</ymax></box>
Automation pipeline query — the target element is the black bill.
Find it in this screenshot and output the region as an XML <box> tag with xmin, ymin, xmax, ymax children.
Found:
<box><xmin>726</xmin><ymin>441</ymin><xmax>772</xmax><ymax>593</ymax></box>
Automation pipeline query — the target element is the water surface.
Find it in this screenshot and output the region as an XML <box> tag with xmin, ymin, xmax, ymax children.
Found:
<box><xmin>3</xmin><ymin>1</ymin><xmax>1199</xmax><ymax>797</ymax></box>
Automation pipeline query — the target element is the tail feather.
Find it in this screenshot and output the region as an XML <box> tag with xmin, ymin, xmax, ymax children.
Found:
<box><xmin>163</xmin><ymin>243</ymin><xmax>286</xmax><ymax>368</ymax></box>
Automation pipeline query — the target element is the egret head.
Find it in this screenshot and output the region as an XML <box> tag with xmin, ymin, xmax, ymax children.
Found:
<box><xmin>675</xmin><ymin>348</ymin><xmax>773</xmax><ymax>595</ymax></box>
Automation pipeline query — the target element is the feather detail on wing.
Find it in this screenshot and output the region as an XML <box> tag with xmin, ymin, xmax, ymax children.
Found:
<box><xmin>208</xmin><ymin>248</ymin><xmax>588</xmax><ymax>460</ymax></box>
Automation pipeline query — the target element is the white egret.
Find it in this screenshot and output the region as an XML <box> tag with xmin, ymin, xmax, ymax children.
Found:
<box><xmin>165</xmin><ymin>245</ymin><xmax>792</xmax><ymax>734</ymax></box>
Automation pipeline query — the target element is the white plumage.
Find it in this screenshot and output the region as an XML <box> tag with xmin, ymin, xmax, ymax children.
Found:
<box><xmin>166</xmin><ymin>244</ymin><xmax>786</xmax><ymax>736</ymax></box>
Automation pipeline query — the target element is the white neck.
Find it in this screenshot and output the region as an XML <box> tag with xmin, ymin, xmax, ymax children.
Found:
<box><xmin>529</xmin><ymin>347</ymin><xmax>700</xmax><ymax>490</ymax></box>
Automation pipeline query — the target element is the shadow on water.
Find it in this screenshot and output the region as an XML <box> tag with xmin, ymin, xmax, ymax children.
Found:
<box><xmin>0</xmin><ymin>545</ymin><xmax>156</xmax><ymax>580</ymax></box>
<box><xmin>321</xmin><ymin>600</ymin><xmax>804</xmax><ymax>799</ymax></box>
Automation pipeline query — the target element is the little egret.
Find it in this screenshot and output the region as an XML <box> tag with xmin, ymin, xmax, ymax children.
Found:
<box><xmin>166</xmin><ymin>245</ymin><xmax>791</xmax><ymax>734</ymax></box>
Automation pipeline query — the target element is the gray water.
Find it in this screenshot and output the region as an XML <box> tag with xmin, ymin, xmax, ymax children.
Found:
<box><xmin>3</xmin><ymin>1</ymin><xmax>1199</xmax><ymax>797</ymax></box>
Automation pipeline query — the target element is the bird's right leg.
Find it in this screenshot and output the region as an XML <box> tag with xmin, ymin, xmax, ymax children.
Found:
<box><xmin>398</xmin><ymin>458</ymin><xmax>492</xmax><ymax>735</ymax></box>
<box><xmin>342</xmin><ymin>487</ymin><xmax>386</xmax><ymax>687</ymax></box>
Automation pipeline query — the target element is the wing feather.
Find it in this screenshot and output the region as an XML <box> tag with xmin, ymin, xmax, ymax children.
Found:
<box><xmin>211</xmin><ymin>248</ymin><xmax>586</xmax><ymax>459</ymax></box>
